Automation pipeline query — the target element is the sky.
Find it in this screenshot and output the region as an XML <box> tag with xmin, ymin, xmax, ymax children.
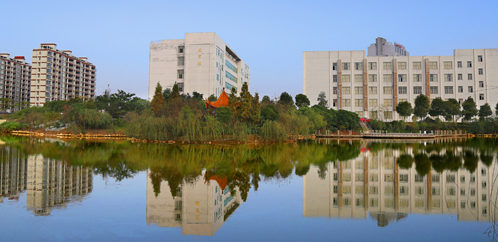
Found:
<box><xmin>2</xmin><ymin>0</ymin><xmax>497</xmax><ymax>100</ymax></box>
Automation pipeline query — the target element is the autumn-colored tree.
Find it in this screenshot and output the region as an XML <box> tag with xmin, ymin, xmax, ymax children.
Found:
<box><xmin>150</xmin><ymin>82</ymin><xmax>165</xmax><ymax>117</ymax></box>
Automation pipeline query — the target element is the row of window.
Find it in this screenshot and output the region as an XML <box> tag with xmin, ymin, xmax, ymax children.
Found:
<box><xmin>334</xmin><ymin>85</ymin><xmax>484</xmax><ymax>96</ymax></box>
<box><xmin>334</xmin><ymin>71</ymin><xmax>483</xmax><ymax>83</ymax></box>
<box><xmin>333</xmin><ymin>57</ymin><xmax>484</xmax><ymax>71</ymax></box>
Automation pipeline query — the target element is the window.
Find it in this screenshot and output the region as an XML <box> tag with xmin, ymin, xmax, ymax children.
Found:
<box><xmin>468</xmin><ymin>86</ymin><xmax>473</xmax><ymax>93</ymax></box>
<box><xmin>444</xmin><ymin>61</ymin><xmax>453</xmax><ymax>69</ymax></box>
<box><xmin>444</xmin><ymin>74</ymin><xmax>453</xmax><ymax>82</ymax></box>
<box><xmin>384</xmin><ymin>99</ymin><xmax>393</xmax><ymax>107</ymax></box>
<box><xmin>430</xmin><ymin>74</ymin><xmax>438</xmax><ymax>82</ymax></box>
<box><xmin>458</xmin><ymin>74</ymin><xmax>462</xmax><ymax>80</ymax></box>
<box><xmin>368</xmin><ymin>74</ymin><xmax>377</xmax><ymax>82</ymax></box>
<box><xmin>398</xmin><ymin>74</ymin><xmax>407</xmax><ymax>82</ymax></box>
<box><xmin>430</xmin><ymin>86</ymin><xmax>438</xmax><ymax>94</ymax></box>
<box><xmin>400</xmin><ymin>174</ymin><xmax>409</xmax><ymax>182</ymax></box>
<box><xmin>383</xmin><ymin>87</ymin><xmax>393</xmax><ymax>94</ymax></box>
<box><xmin>369</xmin><ymin>99</ymin><xmax>378</xmax><ymax>107</ymax></box>
<box><xmin>342</xmin><ymin>99</ymin><xmax>351</xmax><ymax>107</ymax></box>
<box><xmin>457</xmin><ymin>61</ymin><xmax>462</xmax><ymax>68</ymax></box>
<box><xmin>478</xmin><ymin>55</ymin><xmax>483</xmax><ymax>62</ymax></box>
<box><xmin>177</xmin><ymin>57</ymin><xmax>184</xmax><ymax>65</ymax></box>
<box><xmin>333</xmin><ymin>99</ymin><xmax>337</xmax><ymax>107</ymax></box>
<box><xmin>355</xmin><ymin>74</ymin><xmax>363</xmax><ymax>82</ymax></box>
<box><xmin>480</xmin><ymin>94</ymin><xmax>484</xmax><ymax>100</ymax></box>
<box><xmin>459</xmin><ymin>98</ymin><xmax>463</xmax><ymax>104</ymax></box>
<box><xmin>342</xmin><ymin>87</ymin><xmax>351</xmax><ymax>94</ymax></box>
<box><xmin>429</xmin><ymin>61</ymin><xmax>438</xmax><ymax>69</ymax></box>
<box><xmin>384</xmin><ymin>111</ymin><xmax>393</xmax><ymax>119</ymax></box>
<box><xmin>332</xmin><ymin>62</ymin><xmax>337</xmax><ymax>70</ymax></box>
<box><xmin>398</xmin><ymin>62</ymin><xmax>407</xmax><ymax>70</ymax></box>
<box><xmin>413</xmin><ymin>74</ymin><xmax>422</xmax><ymax>82</ymax></box>
<box><xmin>342</xmin><ymin>74</ymin><xmax>350</xmax><ymax>82</ymax></box>
<box><xmin>369</xmin><ymin>111</ymin><xmax>378</xmax><ymax>119</ymax></box>
<box><xmin>368</xmin><ymin>62</ymin><xmax>377</xmax><ymax>70</ymax></box>
<box><xmin>355</xmin><ymin>99</ymin><xmax>363</xmax><ymax>107</ymax></box>
<box><xmin>383</xmin><ymin>74</ymin><xmax>392</xmax><ymax>82</ymax></box>
<box><xmin>467</xmin><ymin>61</ymin><xmax>472</xmax><ymax>68</ymax></box>
<box><xmin>333</xmin><ymin>87</ymin><xmax>338</xmax><ymax>94</ymax></box>
<box><xmin>178</xmin><ymin>46</ymin><xmax>184</xmax><ymax>53</ymax></box>
<box><xmin>468</xmin><ymin>73</ymin><xmax>473</xmax><ymax>80</ymax></box>
<box><xmin>354</xmin><ymin>62</ymin><xmax>363</xmax><ymax>70</ymax></box>
<box><xmin>413</xmin><ymin>62</ymin><xmax>421</xmax><ymax>69</ymax></box>
<box><xmin>432</xmin><ymin>174</ymin><xmax>440</xmax><ymax>182</ymax></box>
<box><xmin>445</xmin><ymin>86</ymin><xmax>453</xmax><ymax>94</ymax></box>
<box><xmin>177</xmin><ymin>69</ymin><xmax>184</xmax><ymax>79</ymax></box>
<box><xmin>332</xmin><ymin>75</ymin><xmax>338</xmax><ymax>82</ymax></box>
<box><xmin>398</xmin><ymin>86</ymin><xmax>407</xmax><ymax>94</ymax></box>
<box><xmin>483</xmin><ymin>181</ymin><xmax>487</xmax><ymax>188</ymax></box>
<box><xmin>479</xmin><ymin>81</ymin><xmax>484</xmax><ymax>88</ymax></box>
<box><xmin>414</xmin><ymin>86</ymin><xmax>422</xmax><ymax>94</ymax></box>
<box><xmin>478</xmin><ymin>68</ymin><xmax>483</xmax><ymax>75</ymax></box>
<box><xmin>399</xmin><ymin>98</ymin><xmax>407</xmax><ymax>103</ymax></box>
<box><xmin>354</xmin><ymin>87</ymin><xmax>363</xmax><ymax>94</ymax></box>
<box><xmin>342</xmin><ymin>62</ymin><xmax>350</xmax><ymax>70</ymax></box>
<box><xmin>458</xmin><ymin>86</ymin><xmax>463</xmax><ymax>93</ymax></box>
<box><xmin>369</xmin><ymin>87</ymin><xmax>377</xmax><ymax>94</ymax></box>
<box><xmin>370</xmin><ymin>186</ymin><xmax>378</xmax><ymax>195</ymax></box>
<box><xmin>383</xmin><ymin>62</ymin><xmax>392</xmax><ymax>70</ymax></box>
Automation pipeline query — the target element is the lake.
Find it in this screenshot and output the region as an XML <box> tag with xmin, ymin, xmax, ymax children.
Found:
<box><xmin>0</xmin><ymin>137</ymin><xmax>496</xmax><ymax>241</ymax></box>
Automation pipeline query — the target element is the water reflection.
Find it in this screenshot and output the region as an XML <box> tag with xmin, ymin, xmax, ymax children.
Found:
<box><xmin>303</xmin><ymin>145</ymin><xmax>498</xmax><ymax>225</ymax></box>
<box><xmin>0</xmin><ymin>146</ymin><xmax>93</xmax><ymax>216</ymax></box>
<box><xmin>146</xmin><ymin>170</ymin><xmax>242</xmax><ymax>236</ymax></box>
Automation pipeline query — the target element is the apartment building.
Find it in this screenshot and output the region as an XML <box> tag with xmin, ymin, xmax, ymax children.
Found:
<box><xmin>303</xmin><ymin>145</ymin><xmax>497</xmax><ymax>223</ymax></box>
<box><xmin>0</xmin><ymin>54</ymin><xmax>31</xmax><ymax>111</ymax></box>
<box><xmin>31</xmin><ymin>43</ymin><xmax>96</xmax><ymax>106</ymax></box>
<box><xmin>368</xmin><ymin>37</ymin><xmax>409</xmax><ymax>57</ymax></box>
<box><xmin>149</xmin><ymin>32</ymin><xmax>250</xmax><ymax>100</ymax></box>
<box><xmin>303</xmin><ymin>49</ymin><xmax>498</xmax><ymax>121</ymax></box>
<box><xmin>0</xmin><ymin>147</ymin><xmax>27</xmax><ymax>200</ymax></box>
<box><xmin>146</xmin><ymin>169</ymin><xmax>242</xmax><ymax>236</ymax></box>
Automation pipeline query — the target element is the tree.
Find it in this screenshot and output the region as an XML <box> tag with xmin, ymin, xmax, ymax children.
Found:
<box><xmin>170</xmin><ymin>83</ymin><xmax>180</xmax><ymax>100</ymax></box>
<box><xmin>251</xmin><ymin>93</ymin><xmax>261</xmax><ymax>123</ymax></box>
<box><xmin>479</xmin><ymin>103</ymin><xmax>492</xmax><ymax>120</ymax></box>
<box><xmin>461</xmin><ymin>97</ymin><xmax>478</xmax><ymax>121</ymax></box>
<box><xmin>429</xmin><ymin>97</ymin><xmax>445</xmax><ymax>118</ymax></box>
<box><xmin>495</xmin><ymin>102</ymin><xmax>498</xmax><ymax>116</ymax></box>
<box><xmin>261</xmin><ymin>104</ymin><xmax>278</xmax><ymax>121</ymax></box>
<box><xmin>150</xmin><ymin>83</ymin><xmax>165</xmax><ymax>117</ymax></box>
<box><xmin>295</xmin><ymin>94</ymin><xmax>310</xmax><ymax>108</ymax></box>
<box><xmin>413</xmin><ymin>94</ymin><xmax>430</xmax><ymax>119</ymax></box>
<box><xmin>228</xmin><ymin>87</ymin><xmax>239</xmax><ymax>117</ymax></box>
<box><xmin>444</xmin><ymin>99</ymin><xmax>461</xmax><ymax>122</ymax></box>
<box><xmin>192</xmin><ymin>92</ymin><xmax>203</xmax><ymax>101</ymax></box>
<box><xmin>317</xmin><ymin>92</ymin><xmax>328</xmax><ymax>108</ymax></box>
<box><xmin>162</xmin><ymin>88</ymin><xmax>171</xmax><ymax>103</ymax></box>
<box><xmin>208</xmin><ymin>94</ymin><xmax>217</xmax><ymax>102</ymax></box>
<box><xmin>239</xmin><ymin>82</ymin><xmax>252</xmax><ymax>121</ymax></box>
<box><xmin>395</xmin><ymin>101</ymin><xmax>413</xmax><ymax>121</ymax></box>
<box><xmin>279</xmin><ymin>92</ymin><xmax>293</xmax><ymax>106</ymax></box>
<box><xmin>262</xmin><ymin>95</ymin><xmax>272</xmax><ymax>104</ymax></box>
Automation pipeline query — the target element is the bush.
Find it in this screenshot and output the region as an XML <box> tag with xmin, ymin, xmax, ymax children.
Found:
<box><xmin>0</xmin><ymin>121</ymin><xmax>22</xmax><ymax>132</ymax></box>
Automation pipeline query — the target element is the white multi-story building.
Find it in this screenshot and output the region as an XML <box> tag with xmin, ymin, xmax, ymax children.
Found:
<box><xmin>368</xmin><ymin>37</ymin><xmax>409</xmax><ymax>57</ymax></box>
<box><xmin>0</xmin><ymin>54</ymin><xmax>31</xmax><ymax>110</ymax></box>
<box><xmin>303</xmin><ymin>49</ymin><xmax>498</xmax><ymax>120</ymax></box>
<box><xmin>31</xmin><ymin>44</ymin><xmax>96</xmax><ymax>106</ymax></box>
<box><xmin>149</xmin><ymin>32</ymin><xmax>250</xmax><ymax>100</ymax></box>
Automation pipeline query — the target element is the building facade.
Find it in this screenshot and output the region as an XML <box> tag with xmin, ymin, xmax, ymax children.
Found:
<box><xmin>31</xmin><ymin>44</ymin><xmax>96</xmax><ymax>106</ymax></box>
<box><xmin>303</xmin><ymin>49</ymin><xmax>498</xmax><ymax>121</ymax></box>
<box><xmin>0</xmin><ymin>54</ymin><xmax>31</xmax><ymax>111</ymax></box>
<box><xmin>149</xmin><ymin>32</ymin><xmax>250</xmax><ymax>100</ymax></box>
<box><xmin>367</xmin><ymin>37</ymin><xmax>409</xmax><ymax>57</ymax></box>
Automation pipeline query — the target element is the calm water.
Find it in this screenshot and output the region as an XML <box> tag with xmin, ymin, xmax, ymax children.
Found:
<box><xmin>0</xmin><ymin>137</ymin><xmax>497</xmax><ymax>241</ymax></box>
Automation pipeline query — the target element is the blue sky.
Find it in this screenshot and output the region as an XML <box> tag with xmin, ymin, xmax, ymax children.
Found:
<box><xmin>2</xmin><ymin>0</ymin><xmax>497</xmax><ymax>100</ymax></box>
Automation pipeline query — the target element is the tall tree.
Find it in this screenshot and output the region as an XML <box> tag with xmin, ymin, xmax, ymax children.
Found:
<box><xmin>444</xmin><ymin>98</ymin><xmax>461</xmax><ymax>121</ymax></box>
<box><xmin>262</xmin><ymin>95</ymin><xmax>272</xmax><ymax>105</ymax></box>
<box><xmin>496</xmin><ymin>102</ymin><xmax>498</xmax><ymax>116</ymax></box>
<box><xmin>170</xmin><ymin>83</ymin><xmax>180</xmax><ymax>100</ymax></box>
<box><xmin>413</xmin><ymin>94</ymin><xmax>430</xmax><ymax>120</ymax></box>
<box><xmin>162</xmin><ymin>88</ymin><xmax>172</xmax><ymax>103</ymax></box>
<box><xmin>395</xmin><ymin>101</ymin><xmax>413</xmax><ymax>121</ymax></box>
<box><xmin>150</xmin><ymin>83</ymin><xmax>165</xmax><ymax>117</ymax></box>
<box><xmin>251</xmin><ymin>93</ymin><xmax>261</xmax><ymax>123</ymax></box>
<box><xmin>239</xmin><ymin>82</ymin><xmax>252</xmax><ymax>121</ymax></box>
<box><xmin>279</xmin><ymin>92</ymin><xmax>294</xmax><ymax>106</ymax></box>
<box><xmin>317</xmin><ymin>92</ymin><xmax>328</xmax><ymax>108</ymax></box>
<box><xmin>429</xmin><ymin>97</ymin><xmax>445</xmax><ymax>118</ymax></box>
<box><xmin>461</xmin><ymin>97</ymin><xmax>478</xmax><ymax>121</ymax></box>
<box><xmin>478</xmin><ymin>103</ymin><xmax>492</xmax><ymax>120</ymax></box>
<box><xmin>228</xmin><ymin>87</ymin><xmax>239</xmax><ymax>118</ymax></box>
<box><xmin>295</xmin><ymin>94</ymin><xmax>310</xmax><ymax>108</ymax></box>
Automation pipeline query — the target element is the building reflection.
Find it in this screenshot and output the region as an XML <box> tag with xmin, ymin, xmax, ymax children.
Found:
<box><xmin>303</xmin><ymin>147</ymin><xmax>498</xmax><ymax>225</ymax></box>
<box><xmin>0</xmin><ymin>147</ymin><xmax>93</xmax><ymax>216</ymax></box>
<box><xmin>146</xmin><ymin>170</ymin><xmax>243</xmax><ymax>236</ymax></box>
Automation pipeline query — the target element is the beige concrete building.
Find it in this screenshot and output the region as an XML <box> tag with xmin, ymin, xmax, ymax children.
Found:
<box><xmin>0</xmin><ymin>54</ymin><xmax>31</xmax><ymax>111</ymax></box>
<box><xmin>0</xmin><ymin>147</ymin><xmax>27</xmax><ymax>201</ymax></box>
<box><xmin>303</xmin><ymin>143</ymin><xmax>498</xmax><ymax>224</ymax></box>
<box><xmin>146</xmin><ymin>169</ymin><xmax>242</xmax><ymax>236</ymax></box>
<box><xmin>26</xmin><ymin>155</ymin><xmax>93</xmax><ymax>216</ymax></box>
<box><xmin>31</xmin><ymin>44</ymin><xmax>96</xmax><ymax>106</ymax></box>
<box><xmin>149</xmin><ymin>32</ymin><xmax>250</xmax><ymax>100</ymax></box>
<box><xmin>303</xmin><ymin>48</ymin><xmax>498</xmax><ymax>121</ymax></box>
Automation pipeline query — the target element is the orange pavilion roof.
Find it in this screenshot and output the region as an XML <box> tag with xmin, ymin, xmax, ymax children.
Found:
<box><xmin>205</xmin><ymin>89</ymin><xmax>229</xmax><ymax>108</ymax></box>
<box><xmin>206</xmin><ymin>175</ymin><xmax>228</xmax><ymax>193</ymax></box>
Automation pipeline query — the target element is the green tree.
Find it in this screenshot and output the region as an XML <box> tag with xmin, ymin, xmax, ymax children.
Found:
<box><xmin>262</xmin><ymin>95</ymin><xmax>272</xmax><ymax>104</ymax></box>
<box><xmin>413</xmin><ymin>94</ymin><xmax>430</xmax><ymax>119</ymax></box>
<box><xmin>228</xmin><ymin>87</ymin><xmax>239</xmax><ymax>117</ymax></box>
<box><xmin>162</xmin><ymin>88</ymin><xmax>172</xmax><ymax>103</ymax></box>
<box><xmin>429</xmin><ymin>97</ymin><xmax>445</xmax><ymax>118</ymax></box>
<box><xmin>444</xmin><ymin>99</ymin><xmax>461</xmax><ymax>122</ymax></box>
<box><xmin>317</xmin><ymin>92</ymin><xmax>328</xmax><ymax>108</ymax></box>
<box><xmin>461</xmin><ymin>97</ymin><xmax>478</xmax><ymax>121</ymax></box>
<box><xmin>261</xmin><ymin>104</ymin><xmax>278</xmax><ymax>121</ymax></box>
<box><xmin>279</xmin><ymin>92</ymin><xmax>294</xmax><ymax>106</ymax></box>
<box><xmin>208</xmin><ymin>94</ymin><xmax>217</xmax><ymax>102</ymax></box>
<box><xmin>170</xmin><ymin>83</ymin><xmax>180</xmax><ymax>100</ymax></box>
<box><xmin>251</xmin><ymin>93</ymin><xmax>261</xmax><ymax>123</ymax></box>
<box><xmin>295</xmin><ymin>94</ymin><xmax>310</xmax><ymax>108</ymax></box>
<box><xmin>192</xmin><ymin>92</ymin><xmax>203</xmax><ymax>101</ymax></box>
<box><xmin>495</xmin><ymin>102</ymin><xmax>498</xmax><ymax>116</ymax></box>
<box><xmin>239</xmin><ymin>82</ymin><xmax>252</xmax><ymax>121</ymax></box>
<box><xmin>478</xmin><ymin>103</ymin><xmax>492</xmax><ymax>120</ymax></box>
<box><xmin>150</xmin><ymin>83</ymin><xmax>165</xmax><ymax>117</ymax></box>
<box><xmin>395</xmin><ymin>101</ymin><xmax>413</xmax><ymax>121</ymax></box>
